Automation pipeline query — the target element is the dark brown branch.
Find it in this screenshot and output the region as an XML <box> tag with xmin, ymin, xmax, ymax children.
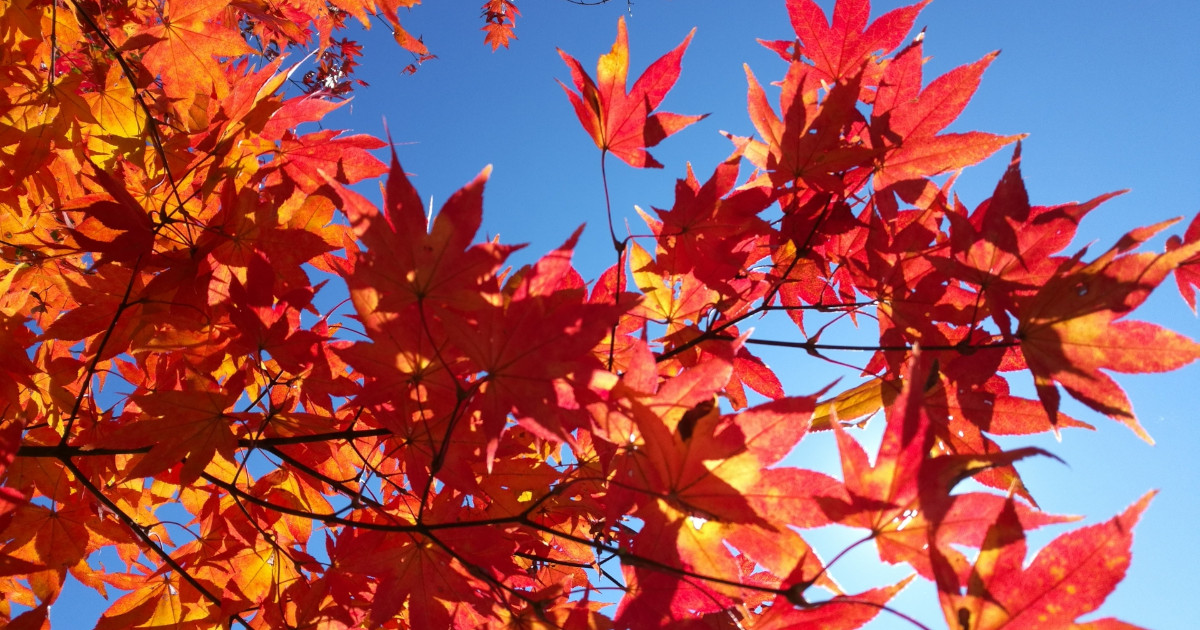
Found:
<box><xmin>742</xmin><ymin>337</ymin><xmax>1021</xmax><ymax>352</ymax></box>
<box><xmin>61</xmin><ymin>458</ymin><xmax>253</xmax><ymax>629</ymax></box>
<box><xmin>22</xmin><ymin>428</ymin><xmax>391</xmax><ymax>458</ymax></box>
<box><xmin>57</xmin><ymin>254</ymin><xmax>143</xmax><ymax>447</ymax></box>
<box><xmin>66</xmin><ymin>0</ymin><xmax>191</xmax><ymax>232</ymax></box>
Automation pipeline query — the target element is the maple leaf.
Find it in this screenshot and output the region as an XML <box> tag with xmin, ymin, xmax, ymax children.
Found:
<box><xmin>186</xmin><ymin>56</ymin><xmax>292</xmax><ymax>167</ymax></box>
<box><xmin>646</xmin><ymin>153</ymin><xmax>772</xmax><ymax>288</ymax></box>
<box><xmin>812</xmin><ymin>359</ymin><xmax>1092</xmax><ymax>505</ymax></box>
<box><xmin>558</xmin><ymin>17</ymin><xmax>707</xmax><ymax>168</ymax></box>
<box><xmin>819</xmin><ymin>352</ymin><xmax>1057</xmax><ymax>579</ymax></box>
<box><xmin>97</xmin><ymin>374</ymin><xmax>245</xmax><ymax>485</ymax></box>
<box><xmin>614</xmin><ymin>498</ymin><xmax>746</xmax><ymax>624</ymax></box>
<box><xmin>628</xmin><ymin>239</ymin><xmax>717</xmax><ymax>336</ymax></box>
<box><xmin>40</xmin><ymin>265</ymin><xmax>161</xmax><ymax>362</ymax></box>
<box><xmin>83</xmin><ymin>65</ymin><xmax>147</xmax><ymax>162</ymax></box>
<box><xmin>1</xmin><ymin>499</ymin><xmax>94</xmax><ymax>574</ymax></box>
<box><xmin>0</xmin><ymin>420</ymin><xmax>24</xmax><ymax>535</ymax></box>
<box><xmin>332</xmin><ymin>305</ymin><xmax>474</xmax><ymax>494</ymax></box>
<box><xmin>444</xmin><ymin>228</ymin><xmax>625</xmax><ymax>466</ymax></box>
<box><xmin>732</xmin><ymin>59</ymin><xmax>876</xmax><ymax>198</ymax></box>
<box><xmin>925</xmin><ymin>364</ymin><xmax>1095</xmax><ymax>504</ymax></box>
<box><xmin>762</xmin><ymin>0</ymin><xmax>931</xmax><ymax>89</ymax></box>
<box><xmin>940</xmin><ymin>143</ymin><xmax>1125</xmax><ymax>336</ymax></box>
<box><xmin>0</xmin><ymin>314</ymin><xmax>37</xmax><ymax>416</ymax></box>
<box><xmin>869</xmin><ymin>40</ymin><xmax>1022</xmax><ymax>196</ymax></box>
<box><xmin>753</xmin><ymin>577</ymin><xmax>913</xmax><ymax>630</ymax></box>
<box><xmin>275</xmin><ymin>129</ymin><xmax>388</xmax><ymax>194</ymax></box>
<box><xmin>336</xmin><ymin>146</ymin><xmax>517</xmax><ymax>319</ymax></box>
<box><xmin>601</xmin><ymin>346</ymin><xmax>746</xmax><ymax>521</ymax></box>
<box><xmin>934</xmin><ymin>492</ymin><xmax>1153</xmax><ymax>630</ymax></box>
<box><xmin>332</xmin><ymin>497</ymin><xmax>518</xmax><ymax>628</ymax></box>
<box><xmin>95</xmin><ymin>570</ymin><xmax>215</xmax><ymax>629</ymax></box>
<box><xmin>66</xmin><ymin>161</ymin><xmax>157</xmax><ymax>266</ymax></box>
<box><xmin>136</xmin><ymin>0</ymin><xmax>255</xmax><ymax>108</ymax></box>
<box><xmin>1016</xmin><ymin>221</ymin><xmax>1200</xmax><ymax>440</ymax></box>
<box><xmin>602</xmin><ymin>343</ymin><xmax>832</xmax><ymax>622</ymax></box>
<box><xmin>1166</xmin><ymin>210</ymin><xmax>1200</xmax><ymax>312</ymax></box>
<box><xmin>481</xmin><ymin>0</ymin><xmax>521</xmax><ymax>50</ymax></box>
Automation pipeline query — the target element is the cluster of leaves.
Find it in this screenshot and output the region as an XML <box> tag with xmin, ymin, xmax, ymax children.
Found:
<box><xmin>2</xmin><ymin>0</ymin><xmax>1200</xmax><ymax>628</ymax></box>
<box><xmin>481</xmin><ymin>1</ymin><xmax>521</xmax><ymax>51</ymax></box>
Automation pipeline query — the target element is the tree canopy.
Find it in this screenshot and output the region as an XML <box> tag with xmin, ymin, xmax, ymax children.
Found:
<box><xmin>2</xmin><ymin>0</ymin><xmax>1199</xmax><ymax>628</ymax></box>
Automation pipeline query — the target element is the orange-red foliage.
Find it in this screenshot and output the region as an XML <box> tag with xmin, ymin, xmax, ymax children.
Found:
<box><xmin>1</xmin><ymin>0</ymin><xmax>1196</xmax><ymax>627</ymax></box>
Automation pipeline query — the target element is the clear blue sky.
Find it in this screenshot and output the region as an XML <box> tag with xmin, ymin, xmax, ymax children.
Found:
<box><xmin>54</xmin><ymin>1</ymin><xmax>1200</xmax><ymax>627</ymax></box>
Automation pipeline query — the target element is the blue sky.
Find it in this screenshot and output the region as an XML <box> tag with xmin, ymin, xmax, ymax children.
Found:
<box><xmin>50</xmin><ymin>0</ymin><xmax>1200</xmax><ymax>627</ymax></box>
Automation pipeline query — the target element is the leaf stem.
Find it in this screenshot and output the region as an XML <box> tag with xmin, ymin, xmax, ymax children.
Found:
<box><xmin>601</xmin><ymin>150</ymin><xmax>626</xmax><ymax>371</ymax></box>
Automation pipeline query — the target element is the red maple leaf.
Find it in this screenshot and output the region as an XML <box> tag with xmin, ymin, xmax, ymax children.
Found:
<box><xmin>275</xmin><ymin>129</ymin><xmax>388</xmax><ymax>194</ymax></box>
<box><xmin>752</xmin><ymin>578</ymin><xmax>912</xmax><ymax>630</ymax></box>
<box><xmin>67</xmin><ymin>161</ymin><xmax>157</xmax><ymax>266</ymax></box>
<box><xmin>443</xmin><ymin>228</ymin><xmax>625</xmax><ymax>465</ymax></box>
<box><xmin>97</xmin><ymin>373</ymin><xmax>245</xmax><ymax>485</ymax></box>
<box><xmin>1166</xmin><ymin>210</ymin><xmax>1200</xmax><ymax>312</ymax></box>
<box><xmin>558</xmin><ymin>17</ymin><xmax>707</xmax><ymax>168</ymax></box>
<box><xmin>939</xmin><ymin>143</ymin><xmax>1125</xmax><ymax>336</ymax></box>
<box><xmin>762</xmin><ymin>0</ymin><xmax>931</xmax><ymax>90</ymax></box>
<box><xmin>334</xmin><ymin>146</ymin><xmax>518</xmax><ymax>319</ymax></box>
<box><xmin>604</xmin><ymin>343</ymin><xmax>832</xmax><ymax>623</ymax></box>
<box><xmin>646</xmin><ymin>152</ymin><xmax>772</xmax><ymax>288</ymax></box>
<box><xmin>869</xmin><ymin>40</ymin><xmax>1021</xmax><ymax>197</ymax></box>
<box><xmin>736</xmin><ymin>61</ymin><xmax>875</xmax><ymax>196</ymax></box>
<box><xmin>819</xmin><ymin>353</ymin><xmax>1057</xmax><ymax>580</ymax></box>
<box><xmin>1016</xmin><ymin>220</ymin><xmax>1200</xmax><ymax>440</ymax></box>
<box><xmin>933</xmin><ymin>492</ymin><xmax>1154</xmax><ymax>629</ymax></box>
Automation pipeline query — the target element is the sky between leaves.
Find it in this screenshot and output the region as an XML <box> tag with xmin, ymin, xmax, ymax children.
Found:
<box><xmin>46</xmin><ymin>0</ymin><xmax>1200</xmax><ymax>628</ymax></box>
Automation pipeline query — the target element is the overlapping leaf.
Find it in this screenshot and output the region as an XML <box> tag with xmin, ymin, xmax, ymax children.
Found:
<box><xmin>870</xmin><ymin>39</ymin><xmax>1021</xmax><ymax>195</ymax></box>
<box><xmin>763</xmin><ymin>0</ymin><xmax>931</xmax><ymax>89</ymax></box>
<box><xmin>1016</xmin><ymin>221</ymin><xmax>1200</xmax><ymax>439</ymax></box>
<box><xmin>0</xmin><ymin>0</ymin><xmax>1194</xmax><ymax>627</ymax></box>
<box><xmin>934</xmin><ymin>493</ymin><xmax>1153</xmax><ymax>629</ymax></box>
<box><xmin>337</xmin><ymin>147</ymin><xmax>517</xmax><ymax>320</ymax></box>
<box><xmin>821</xmin><ymin>354</ymin><xmax>1061</xmax><ymax>580</ymax></box>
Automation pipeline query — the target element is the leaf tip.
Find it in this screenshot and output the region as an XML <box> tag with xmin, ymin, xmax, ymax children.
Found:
<box><xmin>682</xmin><ymin>26</ymin><xmax>698</xmax><ymax>47</ymax></box>
<box><xmin>1123</xmin><ymin>489</ymin><xmax>1158</xmax><ymax>525</ymax></box>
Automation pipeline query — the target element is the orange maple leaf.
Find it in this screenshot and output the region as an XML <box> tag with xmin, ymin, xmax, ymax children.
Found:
<box><xmin>558</xmin><ymin>17</ymin><xmax>707</xmax><ymax>168</ymax></box>
<box><xmin>98</xmin><ymin>376</ymin><xmax>244</xmax><ymax>485</ymax></box>
<box><xmin>480</xmin><ymin>0</ymin><xmax>520</xmax><ymax>51</ymax></box>
<box><xmin>137</xmin><ymin>0</ymin><xmax>255</xmax><ymax>107</ymax></box>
